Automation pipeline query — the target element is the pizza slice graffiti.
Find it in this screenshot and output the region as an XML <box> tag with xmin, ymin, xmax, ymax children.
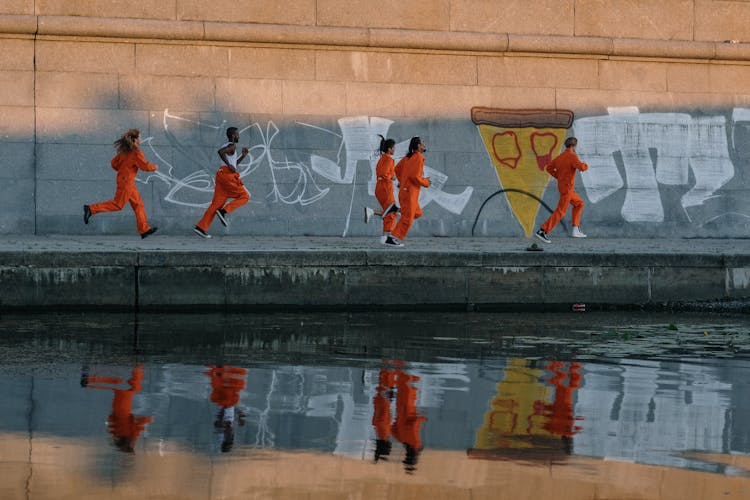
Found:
<box><xmin>472</xmin><ymin>108</ymin><xmax>574</xmax><ymax>237</ymax></box>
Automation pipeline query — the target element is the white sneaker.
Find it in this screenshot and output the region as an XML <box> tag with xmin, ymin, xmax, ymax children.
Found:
<box><xmin>379</xmin><ymin>235</ymin><xmax>388</xmax><ymax>244</ymax></box>
<box><xmin>364</xmin><ymin>207</ymin><xmax>374</xmax><ymax>224</ymax></box>
<box><xmin>571</xmin><ymin>226</ymin><xmax>587</xmax><ymax>238</ymax></box>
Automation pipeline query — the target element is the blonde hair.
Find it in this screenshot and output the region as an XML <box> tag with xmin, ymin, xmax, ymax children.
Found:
<box><xmin>114</xmin><ymin>129</ymin><xmax>140</xmax><ymax>154</ymax></box>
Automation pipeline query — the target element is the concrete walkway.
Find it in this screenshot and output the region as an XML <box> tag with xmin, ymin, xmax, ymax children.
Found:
<box><xmin>1</xmin><ymin>235</ymin><xmax>749</xmax><ymax>310</ymax></box>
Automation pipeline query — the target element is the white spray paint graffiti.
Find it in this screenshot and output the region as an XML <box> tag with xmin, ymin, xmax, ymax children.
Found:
<box><xmin>573</xmin><ymin>107</ymin><xmax>735</xmax><ymax>223</ymax></box>
<box><xmin>309</xmin><ymin>116</ymin><xmax>474</xmax><ymax>216</ymax></box>
<box><xmin>144</xmin><ymin>110</ymin><xmax>472</xmax><ymax>235</ymax></box>
<box><xmin>142</xmin><ymin>109</ymin><xmax>329</xmax><ymax>207</ymax></box>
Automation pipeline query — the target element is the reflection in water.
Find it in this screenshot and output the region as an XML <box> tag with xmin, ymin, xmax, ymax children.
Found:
<box><xmin>1</xmin><ymin>311</ymin><xmax>750</xmax><ymax>498</ymax></box>
<box><xmin>204</xmin><ymin>366</ymin><xmax>248</xmax><ymax>453</ymax></box>
<box><xmin>81</xmin><ymin>364</ymin><xmax>153</xmax><ymax>453</ymax></box>
<box><xmin>372</xmin><ymin>361</ymin><xmax>427</xmax><ymax>472</ymax></box>
<box><xmin>470</xmin><ymin>358</ymin><xmax>582</xmax><ymax>461</ymax></box>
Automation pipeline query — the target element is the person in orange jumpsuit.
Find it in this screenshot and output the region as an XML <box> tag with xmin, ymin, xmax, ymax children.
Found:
<box><xmin>204</xmin><ymin>365</ymin><xmax>248</xmax><ymax>452</ymax></box>
<box><xmin>535</xmin><ymin>136</ymin><xmax>589</xmax><ymax>243</ymax></box>
<box><xmin>82</xmin><ymin>364</ymin><xmax>154</xmax><ymax>453</ymax></box>
<box><xmin>539</xmin><ymin>360</ymin><xmax>583</xmax><ymax>455</ymax></box>
<box><xmin>364</xmin><ymin>135</ymin><xmax>400</xmax><ymax>244</ymax></box>
<box><xmin>83</xmin><ymin>129</ymin><xmax>158</xmax><ymax>239</ymax></box>
<box><xmin>388</xmin><ymin>137</ymin><xmax>431</xmax><ymax>247</ymax></box>
<box><xmin>193</xmin><ymin>127</ymin><xmax>250</xmax><ymax>239</ymax></box>
<box><xmin>372</xmin><ymin>367</ymin><xmax>396</xmax><ymax>462</ymax></box>
<box><xmin>391</xmin><ymin>368</ymin><xmax>427</xmax><ymax>472</ymax></box>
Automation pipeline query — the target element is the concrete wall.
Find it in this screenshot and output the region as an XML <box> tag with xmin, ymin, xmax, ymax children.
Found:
<box><xmin>3</xmin><ymin>1</ymin><xmax>750</xmax><ymax>238</ymax></box>
<box><xmin>2</xmin><ymin>244</ymin><xmax>749</xmax><ymax>309</ymax></box>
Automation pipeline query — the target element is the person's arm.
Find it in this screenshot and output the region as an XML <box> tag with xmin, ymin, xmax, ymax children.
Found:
<box><xmin>394</xmin><ymin>158</ymin><xmax>405</xmax><ymax>186</ymax></box>
<box><xmin>573</xmin><ymin>153</ymin><xmax>589</xmax><ymax>172</ymax></box>
<box><xmin>218</xmin><ymin>143</ymin><xmax>238</xmax><ymax>173</ymax></box>
<box><xmin>545</xmin><ymin>158</ymin><xmax>559</xmax><ymax>178</ymax></box>
<box><xmin>237</xmin><ymin>147</ymin><xmax>249</xmax><ymax>167</ymax></box>
<box><xmin>134</xmin><ymin>149</ymin><xmax>158</xmax><ymax>172</ymax></box>
<box><xmin>414</xmin><ymin>155</ymin><xmax>430</xmax><ymax>188</ymax></box>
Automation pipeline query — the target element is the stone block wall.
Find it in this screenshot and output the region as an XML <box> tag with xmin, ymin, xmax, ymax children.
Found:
<box><xmin>2</xmin><ymin>1</ymin><xmax>750</xmax><ymax>237</ymax></box>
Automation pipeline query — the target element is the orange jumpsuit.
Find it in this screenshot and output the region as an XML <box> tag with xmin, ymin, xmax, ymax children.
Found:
<box><xmin>85</xmin><ymin>365</ymin><xmax>154</xmax><ymax>452</ymax></box>
<box><xmin>374</xmin><ymin>153</ymin><xmax>397</xmax><ymax>233</ymax></box>
<box><xmin>391</xmin><ymin>152</ymin><xmax>430</xmax><ymax>240</ymax></box>
<box><xmin>540</xmin><ymin>148</ymin><xmax>588</xmax><ymax>233</ymax></box>
<box><xmin>196</xmin><ymin>166</ymin><xmax>250</xmax><ymax>232</ymax></box>
<box><xmin>89</xmin><ymin>149</ymin><xmax>157</xmax><ymax>235</ymax></box>
<box><xmin>205</xmin><ymin>365</ymin><xmax>248</xmax><ymax>408</ymax></box>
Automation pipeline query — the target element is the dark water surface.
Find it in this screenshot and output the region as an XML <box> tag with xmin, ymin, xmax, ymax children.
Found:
<box><xmin>2</xmin><ymin>311</ymin><xmax>750</xmax><ymax>499</ymax></box>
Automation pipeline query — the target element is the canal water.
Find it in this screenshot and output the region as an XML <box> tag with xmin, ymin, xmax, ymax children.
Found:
<box><xmin>1</xmin><ymin>311</ymin><xmax>750</xmax><ymax>499</ymax></box>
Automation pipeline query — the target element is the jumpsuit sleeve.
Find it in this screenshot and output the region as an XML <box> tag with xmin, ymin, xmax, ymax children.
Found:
<box><xmin>110</xmin><ymin>154</ymin><xmax>122</xmax><ymax>171</ymax></box>
<box><xmin>394</xmin><ymin>158</ymin><xmax>405</xmax><ymax>185</ymax></box>
<box><xmin>134</xmin><ymin>149</ymin><xmax>158</xmax><ymax>172</ymax></box>
<box><xmin>573</xmin><ymin>154</ymin><xmax>589</xmax><ymax>172</ymax></box>
<box><xmin>545</xmin><ymin>159</ymin><xmax>559</xmax><ymax>178</ymax></box>
<box><xmin>411</xmin><ymin>155</ymin><xmax>430</xmax><ymax>188</ymax></box>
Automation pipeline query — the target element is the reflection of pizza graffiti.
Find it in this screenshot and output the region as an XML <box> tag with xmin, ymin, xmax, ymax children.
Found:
<box><xmin>473</xmin><ymin>108</ymin><xmax>574</xmax><ymax>237</ymax></box>
<box><xmin>469</xmin><ymin>358</ymin><xmax>582</xmax><ymax>461</ymax></box>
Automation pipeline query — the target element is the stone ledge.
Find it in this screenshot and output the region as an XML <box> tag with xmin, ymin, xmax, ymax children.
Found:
<box><xmin>2</xmin><ymin>14</ymin><xmax>750</xmax><ymax>61</ymax></box>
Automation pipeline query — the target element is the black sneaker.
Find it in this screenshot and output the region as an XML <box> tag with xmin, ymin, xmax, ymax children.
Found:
<box><xmin>83</xmin><ymin>205</ymin><xmax>91</xmax><ymax>224</ymax></box>
<box><xmin>140</xmin><ymin>227</ymin><xmax>158</xmax><ymax>239</ymax></box>
<box><xmin>384</xmin><ymin>236</ymin><xmax>404</xmax><ymax>247</ymax></box>
<box><xmin>216</xmin><ymin>208</ymin><xmax>228</xmax><ymax>227</ymax></box>
<box><xmin>385</xmin><ymin>203</ymin><xmax>399</xmax><ymax>215</ymax></box>
<box><xmin>535</xmin><ymin>228</ymin><xmax>551</xmax><ymax>244</ymax></box>
<box><xmin>193</xmin><ymin>226</ymin><xmax>212</xmax><ymax>239</ymax></box>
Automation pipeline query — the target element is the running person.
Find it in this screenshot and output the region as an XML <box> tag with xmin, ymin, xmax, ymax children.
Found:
<box><xmin>83</xmin><ymin>129</ymin><xmax>158</xmax><ymax>239</ymax></box>
<box><xmin>535</xmin><ymin>137</ymin><xmax>589</xmax><ymax>243</ymax></box>
<box><xmin>387</xmin><ymin>137</ymin><xmax>430</xmax><ymax>247</ymax></box>
<box><xmin>364</xmin><ymin>135</ymin><xmax>399</xmax><ymax>244</ymax></box>
<box><xmin>194</xmin><ymin>127</ymin><xmax>250</xmax><ymax>239</ymax></box>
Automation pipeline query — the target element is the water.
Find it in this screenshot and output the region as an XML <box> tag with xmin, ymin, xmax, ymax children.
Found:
<box><xmin>1</xmin><ymin>311</ymin><xmax>750</xmax><ymax>499</ymax></box>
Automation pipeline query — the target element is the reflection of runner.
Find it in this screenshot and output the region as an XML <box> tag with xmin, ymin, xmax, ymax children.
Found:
<box><xmin>204</xmin><ymin>365</ymin><xmax>247</xmax><ymax>452</ymax></box>
<box><xmin>372</xmin><ymin>368</ymin><xmax>396</xmax><ymax>461</ymax></box>
<box><xmin>82</xmin><ymin>365</ymin><xmax>154</xmax><ymax>453</ymax></box>
<box><xmin>540</xmin><ymin>360</ymin><xmax>583</xmax><ymax>453</ymax></box>
<box><xmin>371</xmin><ymin>362</ymin><xmax>427</xmax><ymax>472</ymax></box>
<box><xmin>470</xmin><ymin>357</ymin><xmax>583</xmax><ymax>460</ymax></box>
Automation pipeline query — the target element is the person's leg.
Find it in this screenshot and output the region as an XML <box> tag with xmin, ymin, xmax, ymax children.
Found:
<box><xmin>391</xmin><ymin>192</ymin><xmax>415</xmax><ymax>240</ymax></box>
<box><xmin>541</xmin><ymin>192</ymin><xmax>571</xmax><ymax>234</ymax></box>
<box><xmin>219</xmin><ymin>172</ymin><xmax>250</xmax><ymax>215</ymax></box>
<box><xmin>196</xmin><ymin>170</ymin><xmax>230</xmax><ymax>232</ymax></box>
<box><xmin>127</xmin><ymin>188</ymin><xmax>152</xmax><ymax>235</ymax></box>
<box><xmin>196</xmin><ymin>192</ymin><xmax>227</xmax><ymax>232</ymax></box>
<box><xmin>377</xmin><ymin>183</ymin><xmax>396</xmax><ymax>236</ymax></box>
<box><xmin>382</xmin><ymin>211</ymin><xmax>397</xmax><ymax>234</ymax></box>
<box><xmin>89</xmin><ymin>183</ymin><xmax>129</xmax><ymax>215</ymax></box>
<box><xmin>569</xmin><ymin>191</ymin><xmax>584</xmax><ymax>227</ymax></box>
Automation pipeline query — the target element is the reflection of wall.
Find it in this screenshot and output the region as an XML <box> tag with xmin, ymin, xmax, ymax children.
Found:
<box><xmin>1</xmin><ymin>356</ymin><xmax>744</xmax><ymax>473</ymax></box>
<box><xmin>4</xmin><ymin>4</ymin><xmax>750</xmax><ymax>237</ymax></box>
<box><xmin>574</xmin><ymin>360</ymin><xmax>732</xmax><ymax>471</ymax></box>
